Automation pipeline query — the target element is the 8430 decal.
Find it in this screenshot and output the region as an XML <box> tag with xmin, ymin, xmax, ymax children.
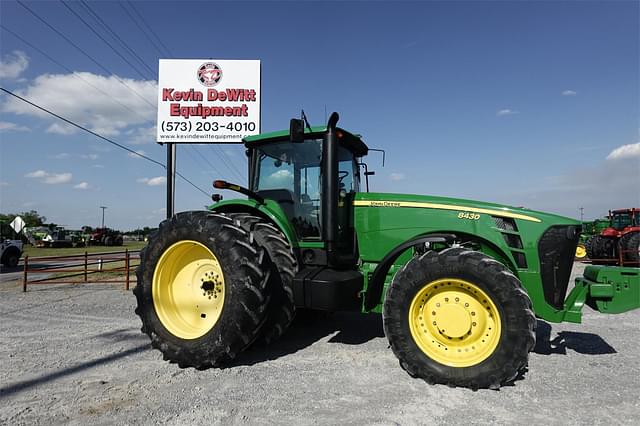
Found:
<box><xmin>458</xmin><ymin>211</ymin><xmax>481</xmax><ymax>220</ymax></box>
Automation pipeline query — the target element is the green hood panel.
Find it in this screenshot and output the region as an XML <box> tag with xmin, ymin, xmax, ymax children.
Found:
<box><xmin>355</xmin><ymin>192</ymin><xmax>579</xmax><ymax>226</ymax></box>
<box><xmin>353</xmin><ymin>191</ymin><xmax>578</xmax><ymax>266</ymax></box>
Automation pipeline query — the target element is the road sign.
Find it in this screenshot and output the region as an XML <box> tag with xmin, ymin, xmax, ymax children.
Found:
<box><xmin>10</xmin><ymin>216</ymin><xmax>25</xmax><ymax>234</ymax></box>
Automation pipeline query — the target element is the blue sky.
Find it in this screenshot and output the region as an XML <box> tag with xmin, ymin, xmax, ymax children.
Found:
<box><xmin>0</xmin><ymin>0</ymin><xmax>638</xmax><ymax>230</ymax></box>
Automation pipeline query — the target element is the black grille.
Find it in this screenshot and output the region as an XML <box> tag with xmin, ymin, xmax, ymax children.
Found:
<box><xmin>511</xmin><ymin>251</ymin><xmax>528</xmax><ymax>269</ymax></box>
<box><xmin>493</xmin><ymin>216</ymin><xmax>518</xmax><ymax>232</ymax></box>
<box><xmin>502</xmin><ymin>233</ymin><xmax>523</xmax><ymax>249</ymax></box>
<box><xmin>538</xmin><ymin>225</ymin><xmax>581</xmax><ymax>309</ymax></box>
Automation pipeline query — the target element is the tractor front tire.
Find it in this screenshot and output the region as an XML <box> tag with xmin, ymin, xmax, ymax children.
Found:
<box><xmin>134</xmin><ymin>211</ymin><xmax>271</xmax><ymax>368</ymax></box>
<box><xmin>1</xmin><ymin>248</ymin><xmax>20</xmax><ymax>268</ymax></box>
<box><xmin>620</xmin><ymin>232</ymin><xmax>640</xmax><ymax>263</ymax></box>
<box><xmin>227</xmin><ymin>212</ymin><xmax>298</xmax><ymax>345</ymax></box>
<box><xmin>383</xmin><ymin>248</ymin><xmax>536</xmax><ymax>390</ymax></box>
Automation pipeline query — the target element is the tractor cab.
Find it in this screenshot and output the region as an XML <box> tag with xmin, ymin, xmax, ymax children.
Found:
<box><xmin>609</xmin><ymin>209</ymin><xmax>639</xmax><ymax>232</ymax></box>
<box><xmin>242</xmin><ymin>113</ymin><xmax>369</xmax><ymax>268</ymax></box>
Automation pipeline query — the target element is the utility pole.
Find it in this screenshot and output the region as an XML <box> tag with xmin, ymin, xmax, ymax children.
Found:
<box><xmin>579</xmin><ymin>207</ymin><xmax>584</xmax><ymax>222</ymax></box>
<box><xmin>100</xmin><ymin>206</ymin><xmax>107</xmax><ymax>228</ymax></box>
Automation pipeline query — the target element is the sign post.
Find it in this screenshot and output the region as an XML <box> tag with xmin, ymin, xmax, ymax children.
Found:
<box><xmin>156</xmin><ymin>59</ymin><xmax>261</xmax><ymax>216</ymax></box>
<box><xmin>166</xmin><ymin>143</ymin><xmax>176</xmax><ymax>218</ymax></box>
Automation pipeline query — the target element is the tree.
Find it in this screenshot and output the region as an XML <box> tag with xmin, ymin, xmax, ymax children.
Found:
<box><xmin>17</xmin><ymin>210</ymin><xmax>47</xmax><ymax>227</ymax></box>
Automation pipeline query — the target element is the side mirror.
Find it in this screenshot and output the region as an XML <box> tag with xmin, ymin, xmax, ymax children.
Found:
<box><xmin>290</xmin><ymin>118</ymin><xmax>305</xmax><ymax>143</ymax></box>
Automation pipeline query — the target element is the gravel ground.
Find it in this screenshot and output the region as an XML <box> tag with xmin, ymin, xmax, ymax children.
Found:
<box><xmin>1</xmin><ymin>262</ymin><xmax>638</xmax><ymax>425</ymax></box>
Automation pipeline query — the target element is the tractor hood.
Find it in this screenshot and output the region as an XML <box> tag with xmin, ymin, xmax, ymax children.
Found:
<box><xmin>354</xmin><ymin>192</ymin><xmax>579</xmax><ymax>226</ymax></box>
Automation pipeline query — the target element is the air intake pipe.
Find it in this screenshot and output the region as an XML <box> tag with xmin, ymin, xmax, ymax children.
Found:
<box><xmin>322</xmin><ymin>112</ymin><xmax>340</xmax><ymax>267</ymax></box>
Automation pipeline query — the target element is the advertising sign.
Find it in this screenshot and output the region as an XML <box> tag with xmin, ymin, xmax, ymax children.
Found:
<box><xmin>157</xmin><ymin>59</ymin><xmax>260</xmax><ymax>143</ymax></box>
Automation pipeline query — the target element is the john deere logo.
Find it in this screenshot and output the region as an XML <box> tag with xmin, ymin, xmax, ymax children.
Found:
<box><xmin>197</xmin><ymin>62</ymin><xmax>222</xmax><ymax>87</ymax></box>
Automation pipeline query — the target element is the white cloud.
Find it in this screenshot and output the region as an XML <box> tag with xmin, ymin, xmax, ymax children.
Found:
<box><xmin>47</xmin><ymin>122</ymin><xmax>77</xmax><ymax>135</ymax></box>
<box><xmin>44</xmin><ymin>173</ymin><xmax>72</xmax><ymax>184</ymax></box>
<box><xmin>2</xmin><ymin>72</ymin><xmax>156</xmax><ymax>135</ymax></box>
<box><xmin>25</xmin><ymin>170</ymin><xmax>47</xmax><ymax>178</ymax></box>
<box><xmin>390</xmin><ymin>173</ymin><xmax>406</xmax><ymax>181</ymax></box>
<box><xmin>128</xmin><ymin>150</ymin><xmax>146</xmax><ymax>159</ymax></box>
<box><xmin>92</xmin><ymin>164</ymin><xmax>105</xmax><ymax>169</ymax></box>
<box><xmin>81</xmin><ymin>153</ymin><xmax>99</xmax><ymax>160</ymax></box>
<box><xmin>0</xmin><ymin>121</ymin><xmax>30</xmax><ymax>132</ymax></box>
<box><xmin>497</xmin><ymin>109</ymin><xmax>519</xmax><ymax>116</ymax></box>
<box><xmin>53</xmin><ymin>153</ymin><xmax>70</xmax><ymax>159</ymax></box>
<box><xmin>25</xmin><ymin>169</ymin><xmax>72</xmax><ymax>184</ymax></box>
<box><xmin>562</xmin><ymin>90</ymin><xmax>577</xmax><ymax>96</ymax></box>
<box><xmin>137</xmin><ymin>176</ymin><xmax>166</xmax><ymax>186</ymax></box>
<box><xmin>261</xmin><ymin>169</ymin><xmax>293</xmax><ymax>188</ymax></box>
<box><xmin>74</xmin><ymin>182</ymin><xmax>90</xmax><ymax>190</ymax></box>
<box><xmin>152</xmin><ymin>207</ymin><xmax>167</xmax><ymax>215</ymax></box>
<box><xmin>0</xmin><ymin>50</ymin><xmax>29</xmax><ymax>79</ymax></box>
<box><xmin>127</xmin><ymin>126</ymin><xmax>156</xmax><ymax>145</ymax></box>
<box><xmin>606</xmin><ymin>142</ymin><xmax>640</xmax><ymax>161</ymax></box>
<box><xmin>0</xmin><ymin>181</ymin><xmax>9</xmax><ymax>186</ymax></box>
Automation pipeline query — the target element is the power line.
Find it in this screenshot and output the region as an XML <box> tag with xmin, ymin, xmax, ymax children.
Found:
<box><xmin>16</xmin><ymin>0</ymin><xmax>155</xmax><ymax>109</ymax></box>
<box><xmin>1</xmin><ymin>87</ymin><xmax>162</xmax><ymax>166</ymax></box>
<box><xmin>0</xmin><ymin>88</ymin><xmax>210</xmax><ymax>198</ymax></box>
<box><xmin>78</xmin><ymin>0</ymin><xmax>156</xmax><ymax>77</ymax></box>
<box><xmin>59</xmin><ymin>1</ymin><xmax>153</xmax><ymax>80</ymax></box>
<box><xmin>183</xmin><ymin>146</ymin><xmax>220</xmax><ymax>180</ymax></box>
<box><xmin>127</xmin><ymin>1</ymin><xmax>173</xmax><ymax>57</ymax></box>
<box><xmin>206</xmin><ymin>144</ymin><xmax>247</xmax><ymax>183</ymax></box>
<box><xmin>118</xmin><ymin>2</ymin><xmax>167</xmax><ymax>58</ymax></box>
<box><xmin>0</xmin><ymin>24</ymin><xmax>149</xmax><ymax>122</ymax></box>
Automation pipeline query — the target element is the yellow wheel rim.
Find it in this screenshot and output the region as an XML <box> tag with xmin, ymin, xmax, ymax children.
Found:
<box><xmin>152</xmin><ymin>240</ymin><xmax>225</xmax><ymax>340</ymax></box>
<box><xmin>575</xmin><ymin>244</ymin><xmax>587</xmax><ymax>259</ymax></box>
<box><xmin>409</xmin><ymin>278</ymin><xmax>501</xmax><ymax>367</ymax></box>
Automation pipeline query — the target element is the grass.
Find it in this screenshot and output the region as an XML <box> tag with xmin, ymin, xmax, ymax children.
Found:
<box><xmin>23</xmin><ymin>241</ymin><xmax>147</xmax><ymax>258</ymax></box>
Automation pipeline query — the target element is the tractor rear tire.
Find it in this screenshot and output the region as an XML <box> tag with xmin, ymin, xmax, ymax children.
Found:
<box><xmin>383</xmin><ymin>248</ymin><xmax>536</xmax><ymax>390</ymax></box>
<box><xmin>620</xmin><ymin>232</ymin><xmax>640</xmax><ymax>263</ymax></box>
<box><xmin>227</xmin><ymin>212</ymin><xmax>298</xmax><ymax>345</ymax></box>
<box><xmin>134</xmin><ymin>211</ymin><xmax>272</xmax><ymax>368</ymax></box>
<box><xmin>586</xmin><ymin>235</ymin><xmax>615</xmax><ymax>263</ymax></box>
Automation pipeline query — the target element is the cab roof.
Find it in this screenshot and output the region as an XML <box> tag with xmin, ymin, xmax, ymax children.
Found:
<box><xmin>243</xmin><ymin>126</ymin><xmax>369</xmax><ymax>157</ymax></box>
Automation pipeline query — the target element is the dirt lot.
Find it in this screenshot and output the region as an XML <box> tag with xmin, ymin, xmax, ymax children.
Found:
<box><xmin>1</xmin><ymin>263</ymin><xmax>638</xmax><ymax>425</ymax></box>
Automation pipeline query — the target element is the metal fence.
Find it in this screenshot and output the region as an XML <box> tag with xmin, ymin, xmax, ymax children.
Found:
<box><xmin>21</xmin><ymin>250</ymin><xmax>140</xmax><ymax>292</ymax></box>
<box><xmin>580</xmin><ymin>246</ymin><xmax>639</xmax><ymax>267</ymax></box>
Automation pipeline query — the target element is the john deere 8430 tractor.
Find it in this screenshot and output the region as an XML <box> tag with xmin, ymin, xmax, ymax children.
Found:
<box><xmin>135</xmin><ymin>113</ymin><xmax>639</xmax><ymax>389</ymax></box>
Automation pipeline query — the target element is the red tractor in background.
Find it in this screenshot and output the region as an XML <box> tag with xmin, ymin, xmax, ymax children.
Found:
<box><xmin>88</xmin><ymin>227</ymin><xmax>124</xmax><ymax>246</ymax></box>
<box><xmin>585</xmin><ymin>208</ymin><xmax>639</xmax><ymax>265</ymax></box>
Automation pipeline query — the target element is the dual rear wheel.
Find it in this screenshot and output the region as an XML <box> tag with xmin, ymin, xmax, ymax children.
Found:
<box><xmin>134</xmin><ymin>211</ymin><xmax>297</xmax><ymax>368</ymax></box>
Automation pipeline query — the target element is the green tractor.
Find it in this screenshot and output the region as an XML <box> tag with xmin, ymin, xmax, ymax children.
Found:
<box><xmin>575</xmin><ymin>218</ymin><xmax>609</xmax><ymax>259</ymax></box>
<box><xmin>135</xmin><ymin>113</ymin><xmax>640</xmax><ymax>389</ymax></box>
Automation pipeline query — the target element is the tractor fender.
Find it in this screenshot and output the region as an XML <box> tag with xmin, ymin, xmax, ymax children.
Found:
<box><xmin>363</xmin><ymin>232</ymin><xmax>516</xmax><ymax>311</ymax></box>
